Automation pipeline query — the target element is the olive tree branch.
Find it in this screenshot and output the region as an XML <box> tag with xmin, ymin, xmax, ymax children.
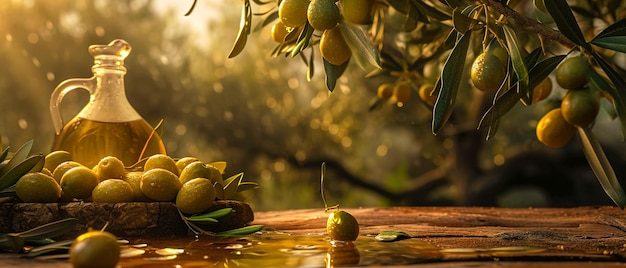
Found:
<box><xmin>479</xmin><ymin>0</ymin><xmax>576</xmax><ymax>48</ymax></box>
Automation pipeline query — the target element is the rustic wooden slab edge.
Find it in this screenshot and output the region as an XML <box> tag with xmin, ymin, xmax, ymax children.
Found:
<box><xmin>0</xmin><ymin>200</ymin><xmax>254</xmax><ymax>238</ymax></box>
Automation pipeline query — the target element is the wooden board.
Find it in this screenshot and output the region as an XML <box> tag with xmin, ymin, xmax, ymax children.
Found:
<box><xmin>0</xmin><ymin>200</ymin><xmax>254</xmax><ymax>238</ymax></box>
<box><xmin>252</xmin><ymin>206</ymin><xmax>626</xmax><ymax>263</ymax></box>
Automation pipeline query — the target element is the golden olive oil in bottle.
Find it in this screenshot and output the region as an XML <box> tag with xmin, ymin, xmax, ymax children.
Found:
<box><xmin>50</xmin><ymin>40</ymin><xmax>166</xmax><ymax>167</ymax></box>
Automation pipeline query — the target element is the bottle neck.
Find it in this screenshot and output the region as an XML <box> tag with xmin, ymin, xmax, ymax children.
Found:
<box><xmin>77</xmin><ymin>68</ymin><xmax>143</xmax><ymax>122</ymax></box>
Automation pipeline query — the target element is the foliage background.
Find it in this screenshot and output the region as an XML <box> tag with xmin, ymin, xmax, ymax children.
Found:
<box><xmin>0</xmin><ymin>0</ymin><xmax>625</xmax><ymax>211</ymax></box>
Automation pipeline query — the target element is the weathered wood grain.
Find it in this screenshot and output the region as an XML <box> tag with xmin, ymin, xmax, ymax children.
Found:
<box><xmin>0</xmin><ymin>200</ymin><xmax>254</xmax><ymax>238</ymax></box>
<box><xmin>253</xmin><ymin>206</ymin><xmax>626</xmax><ymax>263</ymax></box>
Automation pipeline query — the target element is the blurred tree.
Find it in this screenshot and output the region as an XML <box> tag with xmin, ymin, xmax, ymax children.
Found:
<box><xmin>1</xmin><ymin>0</ymin><xmax>625</xmax><ymax>211</ymax></box>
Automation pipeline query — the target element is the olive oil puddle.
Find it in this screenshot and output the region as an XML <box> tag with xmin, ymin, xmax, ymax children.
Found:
<box><xmin>118</xmin><ymin>231</ymin><xmax>442</xmax><ymax>267</ymax></box>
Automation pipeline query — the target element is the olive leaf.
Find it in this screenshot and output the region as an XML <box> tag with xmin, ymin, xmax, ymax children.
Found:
<box><xmin>375</xmin><ymin>231</ymin><xmax>411</xmax><ymax>242</ymax></box>
<box><xmin>432</xmin><ymin>29</ymin><xmax>471</xmax><ymax>134</ymax></box>
<box><xmin>236</xmin><ymin>181</ymin><xmax>259</xmax><ymax>192</ymax></box>
<box><xmin>223</xmin><ymin>172</ymin><xmax>244</xmax><ymax>200</ymax></box>
<box><xmin>306</xmin><ymin>49</ymin><xmax>315</xmax><ymax>82</ymax></box>
<box><xmin>338</xmin><ymin>21</ymin><xmax>382</xmax><ymax>72</ymax></box>
<box><xmin>386</xmin><ymin>0</ymin><xmax>410</xmax><ymax>14</ymax></box>
<box><xmin>30</xmin><ymin>153</ymin><xmax>45</xmax><ymax>173</ymax></box>
<box><xmin>411</xmin><ymin>0</ymin><xmax>451</xmax><ymax>21</ymax></box>
<box><xmin>404</xmin><ymin>3</ymin><xmax>423</xmax><ymax>31</ymax></box>
<box><xmin>290</xmin><ymin>23</ymin><xmax>314</xmax><ymax>58</ymax></box>
<box><xmin>452</xmin><ymin>8</ymin><xmax>475</xmax><ymax>33</ymax></box>
<box><xmin>591</xmin><ymin>51</ymin><xmax>626</xmax><ymax>139</ymax></box>
<box><xmin>228</xmin><ymin>0</ymin><xmax>252</xmax><ymax>58</ymax></box>
<box><xmin>478</xmin><ymin>55</ymin><xmax>565</xmax><ymax>135</ymax></box>
<box><xmin>215</xmin><ymin>225</ymin><xmax>264</xmax><ymax>237</ymax></box>
<box><xmin>591</xmin><ymin>18</ymin><xmax>626</xmax><ymax>53</ymax></box>
<box><xmin>0</xmin><ymin>234</ymin><xmax>24</xmax><ymax>253</ymax></box>
<box><xmin>0</xmin><ymin>140</ymin><xmax>33</xmax><ymax>178</ymax></box>
<box><xmin>0</xmin><ymin>154</ymin><xmax>43</xmax><ymax>191</ymax></box>
<box><xmin>12</xmin><ymin>218</ymin><xmax>79</xmax><ymax>240</ymax></box>
<box><xmin>0</xmin><ymin>147</ymin><xmax>9</xmax><ymax>164</ymax></box>
<box><xmin>186</xmin><ymin>208</ymin><xmax>233</xmax><ymax>222</ymax></box>
<box><xmin>544</xmin><ymin>0</ymin><xmax>591</xmax><ymax>50</ymax></box>
<box><xmin>503</xmin><ymin>25</ymin><xmax>528</xmax><ymax>98</ymax></box>
<box><xmin>22</xmin><ymin>239</ymin><xmax>73</xmax><ymax>258</ymax></box>
<box><xmin>323</xmin><ymin>58</ymin><xmax>349</xmax><ymax>92</ymax></box>
<box><xmin>590</xmin><ymin>36</ymin><xmax>626</xmax><ymax>54</ymax></box>
<box><xmin>578</xmin><ymin>126</ymin><xmax>626</xmax><ymax>208</ymax></box>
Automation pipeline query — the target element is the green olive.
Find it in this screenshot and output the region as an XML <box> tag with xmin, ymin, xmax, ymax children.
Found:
<box><xmin>70</xmin><ymin>231</ymin><xmax>120</xmax><ymax>268</ymax></box>
<box><xmin>176</xmin><ymin>178</ymin><xmax>216</xmax><ymax>214</ymax></box>
<box><xmin>326</xmin><ymin>210</ymin><xmax>359</xmax><ymax>242</ymax></box>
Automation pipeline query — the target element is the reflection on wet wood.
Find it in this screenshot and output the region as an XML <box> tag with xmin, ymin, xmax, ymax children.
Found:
<box><xmin>2</xmin><ymin>206</ymin><xmax>626</xmax><ymax>267</ymax></box>
<box><xmin>253</xmin><ymin>206</ymin><xmax>626</xmax><ymax>263</ymax></box>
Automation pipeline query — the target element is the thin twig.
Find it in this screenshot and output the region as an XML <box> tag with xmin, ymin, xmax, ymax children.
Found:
<box><xmin>480</xmin><ymin>0</ymin><xmax>576</xmax><ymax>48</ymax></box>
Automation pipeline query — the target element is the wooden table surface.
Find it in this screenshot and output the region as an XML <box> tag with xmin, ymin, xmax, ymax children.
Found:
<box><xmin>3</xmin><ymin>206</ymin><xmax>626</xmax><ymax>267</ymax></box>
<box><xmin>252</xmin><ymin>206</ymin><xmax>626</xmax><ymax>267</ymax></box>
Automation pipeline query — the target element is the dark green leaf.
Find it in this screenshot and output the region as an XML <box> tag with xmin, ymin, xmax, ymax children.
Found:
<box><xmin>188</xmin><ymin>208</ymin><xmax>233</xmax><ymax>221</ymax></box>
<box><xmin>591</xmin><ymin>51</ymin><xmax>626</xmax><ymax>138</ymax></box>
<box><xmin>323</xmin><ymin>58</ymin><xmax>349</xmax><ymax>92</ymax></box>
<box><xmin>290</xmin><ymin>23</ymin><xmax>314</xmax><ymax>57</ymax></box>
<box><xmin>479</xmin><ymin>55</ymin><xmax>564</xmax><ymax>130</ymax></box>
<box><xmin>0</xmin><ymin>186</ymin><xmax>15</xmax><ymax>198</ymax></box>
<box><xmin>452</xmin><ymin>8</ymin><xmax>473</xmax><ymax>33</ymax></box>
<box><xmin>228</xmin><ymin>0</ymin><xmax>252</xmax><ymax>58</ymax></box>
<box><xmin>30</xmin><ymin>154</ymin><xmax>45</xmax><ymax>173</ymax></box>
<box><xmin>0</xmin><ymin>154</ymin><xmax>43</xmax><ymax>190</ymax></box>
<box><xmin>236</xmin><ymin>181</ymin><xmax>259</xmax><ymax>192</ymax></box>
<box><xmin>593</xmin><ymin>18</ymin><xmax>626</xmax><ymax>39</ymax></box>
<box><xmin>412</xmin><ymin>0</ymin><xmax>451</xmax><ymax>21</ymax></box>
<box><xmin>432</xmin><ymin>30</ymin><xmax>471</xmax><ymax>134</ymax></box>
<box><xmin>24</xmin><ymin>238</ymin><xmax>56</xmax><ymax>247</ymax></box>
<box><xmin>386</xmin><ymin>0</ymin><xmax>409</xmax><ymax>14</ymax></box>
<box><xmin>442</xmin><ymin>0</ymin><xmax>463</xmax><ymax>8</ymax></box>
<box><xmin>306</xmin><ymin>49</ymin><xmax>315</xmax><ymax>82</ymax></box>
<box><xmin>503</xmin><ymin>26</ymin><xmax>528</xmax><ymax>97</ymax></box>
<box><xmin>527</xmin><ymin>56</ymin><xmax>566</xmax><ymax>89</ymax></box>
<box><xmin>187</xmin><ymin>217</ymin><xmax>218</xmax><ymax>223</ymax></box>
<box><xmin>0</xmin><ymin>140</ymin><xmax>33</xmax><ymax>178</ymax></box>
<box><xmin>404</xmin><ymin>3</ymin><xmax>422</xmax><ymax>31</ymax></box>
<box><xmin>375</xmin><ymin>231</ymin><xmax>411</xmax><ymax>242</ymax></box>
<box><xmin>0</xmin><ymin>147</ymin><xmax>9</xmax><ymax>164</ymax></box>
<box><xmin>368</xmin><ymin>97</ymin><xmax>384</xmax><ymax>112</ymax></box>
<box><xmin>0</xmin><ymin>234</ymin><xmax>24</xmax><ymax>253</ymax></box>
<box><xmin>380</xmin><ymin>51</ymin><xmax>403</xmax><ymax>71</ymax></box>
<box><xmin>14</xmin><ymin>218</ymin><xmax>79</xmax><ymax>240</ymax></box>
<box><xmin>216</xmin><ymin>225</ymin><xmax>264</xmax><ymax>237</ymax></box>
<box><xmin>544</xmin><ymin>0</ymin><xmax>591</xmax><ymax>50</ymax></box>
<box><xmin>443</xmin><ymin>29</ymin><xmax>458</xmax><ymax>50</ymax></box>
<box><xmin>590</xmin><ymin>36</ymin><xmax>626</xmax><ymax>54</ymax></box>
<box><xmin>477</xmin><ymin>87</ymin><xmax>520</xmax><ymax>130</ymax></box>
<box><xmin>578</xmin><ymin>126</ymin><xmax>626</xmax><ymax>208</ymax></box>
<box><xmin>524</xmin><ymin>47</ymin><xmax>543</xmax><ymax>69</ymax></box>
<box><xmin>22</xmin><ymin>239</ymin><xmax>73</xmax><ymax>258</ymax></box>
<box><xmin>460</xmin><ymin>4</ymin><xmax>481</xmax><ymax>17</ymax></box>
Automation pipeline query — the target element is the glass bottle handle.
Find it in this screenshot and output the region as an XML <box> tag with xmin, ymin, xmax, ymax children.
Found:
<box><xmin>49</xmin><ymin>77</ymin><xmax>96</xmax><ymax>134</ymax></box>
